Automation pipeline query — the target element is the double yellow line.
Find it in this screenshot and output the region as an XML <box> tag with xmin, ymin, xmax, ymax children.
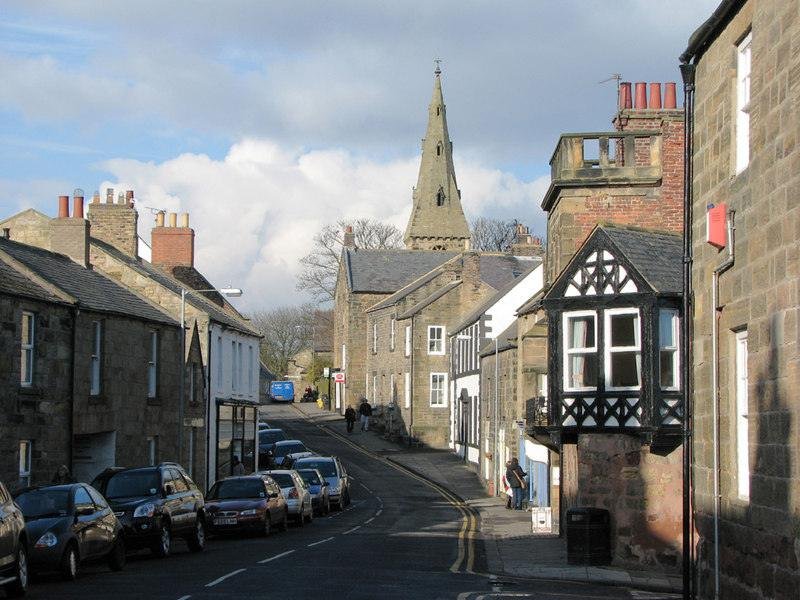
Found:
<box><xmin>293</xmin><ymin>406</ymin><xmax>478</xmax><ymax>574</ymax></box>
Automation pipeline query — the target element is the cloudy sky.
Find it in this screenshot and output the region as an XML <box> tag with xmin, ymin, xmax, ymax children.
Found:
<box><xmin>0</xmin><ymin>0</ymin><xmax>717</xmax><ymax>309</ymax></box>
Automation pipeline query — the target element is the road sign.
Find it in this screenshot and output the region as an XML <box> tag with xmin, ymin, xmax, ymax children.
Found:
<box><xmin>333</xmin><ymin>372</ymin><xmax>346</xmax><ymax>384</ymax></box>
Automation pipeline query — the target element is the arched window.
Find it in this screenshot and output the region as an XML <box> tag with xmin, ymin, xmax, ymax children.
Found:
<box><xmin>436</xmin><ymin>188</ymin><xmax>445</xmax><ymax>207</ymax></box>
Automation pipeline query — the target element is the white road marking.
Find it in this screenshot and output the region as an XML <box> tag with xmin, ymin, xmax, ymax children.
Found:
<box><xmin>364</xmin><ymin>517</ymin><xmax>375</xmax><ymax>524</ymax></box>
<box><xmin>258</xmin><ymin>549</ymin><xmax>295</xmax><ymax>564</ymax></box>
<box><xmin>307</xmin><ymin>536</ymin><xmax>335</xmax><ymax>547</ymax></box>
<box><xmin>176</xmin><ymin>596</ymin><xmax>191</xmax><ymax>600</ymax></box>
<box><xmin>205</xmin><ymin>568</ymin><xmax>246</xmax><ymax>587</ymax></box>
<box><xmin>375</xmin><ymin>508</ymin><xmax>382</xmax><ymax>516</ymax></box>
<box><xmin>359</xmin><ymin>482</ymin><xmax>372</xmax><ymax>492</ymax></box>
<box><xmin>343</xmin><ymin>525</ymin><xmax>361</xmax><ymax>534</ymax></box>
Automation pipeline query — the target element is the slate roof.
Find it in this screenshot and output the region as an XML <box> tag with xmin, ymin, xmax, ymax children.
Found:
<box><xmin>0</xmin><ymin>258</ymin><xmax>65</xmax><ymax>304</ymax></box>
<box><xmin>602</xmin><ymin>227</ymin><xmax>683</xmax><ymax>293</ymax></box>
<box><xmin>90</xmin><ymin>238</ymin><xmax>259</xmax><ymax>336</ymax></box>
<box><xmin>479</xmin><ymin>254</ymin><xmax>538</xmax><ymax>290</ymax></box>
<box><xmin>478</xmin><ymin>319</ymin><xmax>518</xmax><ymax>357</ymax></box>
<box><xmin>0</xmin><ymin>238</ymin><xmax>176</xmax><ymax>325</ymax></box>
<box><xmin>343</xmin><ymin>248</ymin><xmax>457</xmax><ymax>293</ymax></box>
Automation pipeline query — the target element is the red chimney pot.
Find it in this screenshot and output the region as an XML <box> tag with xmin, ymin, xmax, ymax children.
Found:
<box><xmin>649</xmin><ymin>83</ymin><xmax>662</xmax><ymax>109</ymax></box>
<box><xmin>58</xmin><ymin>195</ymin><xmax>69</xmax><ymax>218</ymax></box>
<box><xmin>634</xmin><ymin>82</ymin><xmax>647</xmax><ymax>109</ymax></box>
<box><xmin>620</xmin><ymin>82</ymin><xmax>632</xmax><ymax>109</ymax></box>
<box><xmin>73</xmin><ymin>195</ymin><xmax>84</xmax><ymax>219</ymax></box>
<box><xmin>664</xmin><ymin>82</ymin><xmax>677</xmax><ymax>109</ymax></box>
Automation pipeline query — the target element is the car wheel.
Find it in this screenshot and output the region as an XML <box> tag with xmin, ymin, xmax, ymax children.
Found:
<box><xmin>295</xmin><ymin>506</ymin><xmax>304</xmax><ymax>527</ymax></box>
<box><xmin>262</xmin><ymin>515</ymin><xmax>271</xmax><ymax>537</ymax></box>
<box><xmin>187</xmin><ymin>518</ymin><xmax>205</xmax><ymax>552</ymax></box>
<box><xmin>152</xmin><ymin>523</ymin><xmax>172</xmax><ymax>558</ymax></box>
<box><xmin>304</xmin><ymin>505</ymin><xmax>313</xmax><ymax>524</ymax></box>
<box><xmin>108</xmin><ymin>537</ymin><xmax>126</xmax><ymax>571</ymax></box>
<box><xmin>60</xmin><ymin>544</ymin><xmax>79</xmax><ymax>581</ymax></box>
<box><xmin>4</xmin><ymin>544</ymin><xmax>28</xmax><ymax>597</ymax></box>
<box><xmin>344</xmin><ymin>488</ymin><xmax>352</xmax><ymax>506</ymax></box>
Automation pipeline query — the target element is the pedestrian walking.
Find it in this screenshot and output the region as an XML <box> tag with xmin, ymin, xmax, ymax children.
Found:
<box><xmin>232</xmin><ymin>455</ymin><xmax>246</xmax><ymax>476</ymax></box>
<box><xmin>344</xmin><ymin>405</ymin><xmax>357</xmax><ymax>433</ymax></box>
<box><xmin>51</xmin><ymin>464</ymin><xmax>74</xmax><ymax>484</ymax></box>
<box><xmin>502</xmin><ymin>460</ymin><xmax>513</xmax><ymax>509</ymax></box>
<box><xmin>506</xmin><ymin>457</ymin><xmax>527</xmax><ymax>510</ymax></box>
<box><xmin>358</xmin><ymin>397</ymin><xmax>373</xmax><ymax>431</ymax></box>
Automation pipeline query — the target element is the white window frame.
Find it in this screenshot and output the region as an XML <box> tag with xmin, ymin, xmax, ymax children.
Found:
<box><xmin>430</xmin><ymin>372</ymin><xmax>447</xmax><ymax>407</ymax></box>
<box><xmin>20</xmin><ymin>311</ymin><xmax>34</xmax><ymax>386</ymax></box>
<box><xmin>341</xmin><ymin>344</ymin><xmax>347</xmax><ymax>369</ymax></box>
<box><xmin>372</xmin><ymin>323</ymin><xmax>378</xmax><ymax>354</ymax></box>
<box><xmin>372</xmin><ymin>373</ymin><xmax>377</xmax><ymax>402</ymax></box>
<box><xmin>404</xmin><ymin>325</ymin><xmax>411</xmax><ymax>357</ymax></box>
<box><xmin>604</xmin><ymin>307</ymin><xmax>642</xmax><ymax>391</ymax></box>
<box><xmin>90</xmin><ymin>320</ymin><xmax>102</xmax><ymax>395</ymax></box>
<box><xmin>389</xmin><ymin>318</ymin><xmax>396</xmax><ymax>352</ymax></box>
<box><xmin>147</xmin><ymin>331</ymin><xmax>158</xmax><ymax>398</ymax></box>
<box><xmin>735</xmin><ymin>31</ymin><xmax>752</xmax><ymax>174</ymax></box>
<box><xmin>248</xmin><ymin>345</ymin><xmax>254</xmax><ymax>393</ymax></box>
<box><xmin>562</xmin><ymin>310</ymin><xmax>598</xmax><ymax>392</ymax></box>
<box><xmin>389</xmin><ymin>373</ymin><xmax>396</xmax><ymax>403</ymax></box>
<box><xmin>404</xmin><ymin>372</ymin><xmax>411</xmax><ymax>409</ymax></box>
<box><xmin>659</xmin><ymin>309</ymin><xmax>680</xmax><ymax>390</ymax></box>
<box><xmin>238</xmin><ymin>342</ymin><xmax>244</xmax><ymax>391</ymax></box>
<box><xmin>735</xmin><ymin>330</ymin><xmax>750</xmax><ymax>500</ymax></box>
<box><xmin>427</xmin><ymin>326</ymin><xmax>445</xmax><ymax>355</ymax></box>
<box><xmin>19</xmin><ymin>440</ymin><xmax>32</xmax><ymax>486</ymax></box>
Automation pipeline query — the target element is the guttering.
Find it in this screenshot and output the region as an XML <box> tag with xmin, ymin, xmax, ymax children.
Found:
<box><xmin>679</xmin><ymin>59</ymin><xmax>696</xmax><ymax>600</ymax></box>
<box><xmin>711</xmin><ymin>211</ymin><xmax>735</xmax><ymax>600</ymax></box>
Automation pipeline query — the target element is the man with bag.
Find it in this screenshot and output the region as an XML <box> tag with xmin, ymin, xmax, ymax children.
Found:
<box><xmin>506</xmin><ymin>457</ymin><xmax>527</xmax><ymax>510</ymax></box>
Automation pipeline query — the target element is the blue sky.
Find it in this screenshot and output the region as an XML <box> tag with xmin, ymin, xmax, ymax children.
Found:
<box><xmin>0</xmin><ymin>1</ymin><xmax>718</xmax><ymax>308</ymax></box>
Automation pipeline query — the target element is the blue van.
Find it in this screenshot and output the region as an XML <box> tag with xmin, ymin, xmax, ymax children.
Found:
<box><xmin>270</xmin><ymin>380</ymin><xmax>295</xmax><ymax>403</ymax></box>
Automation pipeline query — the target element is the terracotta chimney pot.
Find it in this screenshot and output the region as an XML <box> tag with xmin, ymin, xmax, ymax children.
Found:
<box><xmin>58</xmin><ymin>195</ymin><xmax>70</xmax><ymax>218</ymax></box>
<box><xmin>619</xmin><ymin>82</ymin><xmax>632</xmax><ymax>110</ymax></box>
<box><xmin>649</xmin><ymin>83</ymin><xmax>662</xmax><ymax>109</ymax></box>
<box><xmin>156</xmin><ymin>211</ymin><xmax>165</xmax><ymax>227</ymax></box>
<box><xmin>73</xmin><ymin>195</ymin><xmax>84</xmax><ymax>219</ymax></box>
<box><xmin>634</xmin><ymin>82</ymin><xmax>647</xmax><ymax>109</ymax></box>
<box><xmin>664</xmin><ymin>82</ymin><xmax>677</xmax><ymax>109</ymax></box>
<box><xmin>168</xmin><ymin>212</ymin><xmax>177</xmax><ymax>228</ymax></box>
<box><xmin>180</xmin><ymin>213</ymin><xmax>189</xmax><ymax>228</ymax></box>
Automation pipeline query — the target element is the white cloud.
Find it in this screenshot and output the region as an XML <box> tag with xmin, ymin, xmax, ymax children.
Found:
<box><xmin>100</xmin><ymin>138</ymin><xmax>547</xmax><ymax>310</ymax></box>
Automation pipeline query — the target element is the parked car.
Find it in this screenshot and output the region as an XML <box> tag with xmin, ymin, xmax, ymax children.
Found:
<box><xmin>257</xmin><ymin>471</ymin><xmax>313</xmax><ymax>525</ymax></box>
<box><xmin>13</xmin><ymin>484</ymin><xmax>125</xmax><ymax>581</ymax></box>
<box><xmin>257</xmin><ymin>421</ymin><xmax>272</xmax><ymax>430</ymax></box>
<box><xmin>281</xmin><ymin>452</ymin><xmax>316</xmax><ymax>470</ymax></box>
<box><xmin>91</xmin><ymin>462</ymin><xmax>205</xmax><ymax>558</ymax></box>
<box><xmin>271</xmin><ymin>440</ymin><xmax>310</xmax><ymax>467</ymax></box>
<box><xmin>295</xmin><ymin>469</ymin><xmax>330</xmax><ymax>516</ymax></box>
<box><xmin>258</xmin><ymin>428</ymin><xmax>287</xmax><ymax>466</ymax></box>
<box><xmin>205</xmin><ymin>476</ymin><xmax>289</xmax><ymax>537</ymax></box>
<box><xmin>292</xmin><ymin>456</ymin><xmax>351</xmax><ymax>510</ymax></box>
<box><xmin>269</xmin><ymin>380</ymin><xmax>295</xmax><ymax>403</ymax></box>
<box><xmin>0</xmin><ymin>481</ymin><xmax>28</xmax><ymax>597</ymax></box>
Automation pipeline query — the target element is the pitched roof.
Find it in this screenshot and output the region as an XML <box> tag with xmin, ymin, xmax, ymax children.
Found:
<box><xmin>479</xmin><ymin>319</ymin><xmax>518</xmax><ymax>357</ymax></box>
<box><xmin>0</xmin><ymin>258</ymin><xmax>65</xmax><ymax>304</ymax></box>
<box><xmin>680</xmin><ymin>0</ymin><xmax>744</xmax><ymax>63</ymax></box>
<box><xmin>602</xmin><ymin>227</ymin><xmax>683</xmax><ymax>293</ymax></box>
<box><xmin>343</xmin><ymin>248</ymin><xmax>457</xmax><ymax>293</ymax></box>
<box><xmin>478</xmin><ymin>254</ymin><xmax>539</xmax><ymax>290</ymax></box>
<box><xmin>0</xmin><ymin>238</ymin><xmax>176</xmax><ymax>325</ymax></box>
<box><xmin>90</xmin><ymin>238</ymin><xmax>259</xmax><ymax>335</ymax></box>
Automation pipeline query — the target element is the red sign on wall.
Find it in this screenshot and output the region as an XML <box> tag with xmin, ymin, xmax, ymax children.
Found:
<box><xmin>706</xmin><ymin>203</ymin><xmax>727</xmax><ymax>249</ymax></box>
<box><xmin>333</xmin><ymin>372</ymin><xmax>346</xmax><ymax>384</ymax></box>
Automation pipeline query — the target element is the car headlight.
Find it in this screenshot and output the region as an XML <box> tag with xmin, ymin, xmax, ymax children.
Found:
<box><xmin>35</xmin><ymin>531</ymin><xmax>58</xmax><ymax>548</ymax></box>
<box><xmin>240</xmin><ymin>509</ymin><xmax>258</xmax><ymax>516</ymax></box>
<box><xmin>133</xmin><ymin>503</ymin><xmax>156</xmax><ymax>518</ymax></box>
<box><xmin>329</xmin><ymin>486</ymin><xmax>340</xmax><ymax>494</ymax></box>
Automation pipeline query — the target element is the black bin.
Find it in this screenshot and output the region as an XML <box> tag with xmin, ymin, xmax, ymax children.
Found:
<box><xmin>565</xmin><ymin>507</ymin><xmax>611</xmax><ymax>565</ymax></box>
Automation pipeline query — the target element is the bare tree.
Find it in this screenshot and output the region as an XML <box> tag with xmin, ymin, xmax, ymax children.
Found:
<box><xmin>249</xmin><ymin>304</ymin><xmax>316</xmax><ymax>376</ymax></box>
<box><xmin>470</xmin><ymin>217</ymin><xmax>519</xmax><ymax>252</ymax></box>
<box><xmin>296</xmin><ymin>218</ymin><xmax>403</xmax><ymax>303</ymax></box>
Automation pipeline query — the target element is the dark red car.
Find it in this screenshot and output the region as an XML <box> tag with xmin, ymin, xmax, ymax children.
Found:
<box><xmin>205</xmin><ymin>476</ymin><xmax>289</xmax><ymax>537</ymax></box>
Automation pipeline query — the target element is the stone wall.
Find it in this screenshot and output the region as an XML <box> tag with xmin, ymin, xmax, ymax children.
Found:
<box><xmin>87</xmin><ymin>201</ymin><xmax>138</xmax><ymax>258</ymax></box>
<box><xmin>690</xmin><ymin>1</ymin><xmax>800</xmax><ymax>598</ymax></box>
<box><xmin>0</xmin><ymin>210</ymin><xmax>52</xmax><ymax>250</ymax></box>
<box><xmin>0</xmin><ymin>295</ymin><xmax>72</xmax><ymax>489</ymax></box>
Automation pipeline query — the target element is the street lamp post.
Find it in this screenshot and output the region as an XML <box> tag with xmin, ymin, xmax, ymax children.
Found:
<box><xmin>178</xmin><ymin>286</ymin><xmax>242</xmax><ymax>465</ymax></box>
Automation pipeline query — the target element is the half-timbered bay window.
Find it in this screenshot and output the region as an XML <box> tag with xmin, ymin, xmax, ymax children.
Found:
<box><xmin>563</xmin><ymin>312</ymin><xmax>597</xmax><ymax>391</ymax></box>
<box><xmin>605</xmin><ymin>308</ymin><xmax>641</xmax><ymax>390</ymax></box>
<box><xmin>659</xmin><ymin>309</ymin><xmax>680</xmax><ymax>390</ymax></box>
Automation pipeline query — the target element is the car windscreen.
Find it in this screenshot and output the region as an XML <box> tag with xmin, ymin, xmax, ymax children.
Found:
<box><xmin>274</xmin><ymin>442</ymin><xmax>306</xmax><ymax>457</ymax></box>
<box><xmin>15</xmin><ymin>488</ymin><xmax>71</xmax><ymax>519</ymax></box>
<box><xmin>259</xmin><ymin>430</ymin><xmax>286</xmax><ymax>445</ymax></box>
<box><xmin>297</xmin><ymin>470</ymin><xmax>321</xmax><ymax>485</ymax></box>
<box><xmin>268</xmin><ymin>473</ymin><xmax>295</xmax><ymax>488</ymax></box>
<box><xmin>207</xmin><ymin>479</ymin><xmax>265</xmax><ymax>500</ymax></box>
<box><xmin>104</xmin><ymin>471</ymin><xmax>161</xmax><ymax>499</ymax></box>
<box><xmin>295</xmin><ymin>459</ymin><xmax>337</xmax><ymax>478</ymax></box>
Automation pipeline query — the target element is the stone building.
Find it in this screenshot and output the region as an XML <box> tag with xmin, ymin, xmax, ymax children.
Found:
<box><xmin>364</xmin><ymin>252</ymin><xmax>535</xmax><ymax>447</ymax></box>
<box><xmin>0</xmin><ymin>194</ymin><xmax>190</xmax><ymax>487</ymax></box>
<box><xmin>681</xmin><ymin>1</ymin><xmax>800</xmax><ymax>597</ymax></box>
<box><xmin>519</xmin><ymin>82</ymin><xmax>687</xmax><ymax>566</ymax></box>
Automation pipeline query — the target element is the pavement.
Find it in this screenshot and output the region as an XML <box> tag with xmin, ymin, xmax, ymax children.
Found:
<box><xmin>295</xmin><ymin>402</ymin><xmax>683</xmax><ymax>594</ymax></box>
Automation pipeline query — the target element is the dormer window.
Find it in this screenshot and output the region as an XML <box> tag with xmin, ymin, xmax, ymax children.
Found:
<box><xmin>436</xmin><ymin>188</ymin><xmax>445</xmax><ymax>207</ymax></box>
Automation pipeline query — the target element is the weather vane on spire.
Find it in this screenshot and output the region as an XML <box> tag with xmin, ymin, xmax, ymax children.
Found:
<box><xmin>434</xmin><ymin>58</ymin><xmax>442</xmax><ymax>75</ymax></box>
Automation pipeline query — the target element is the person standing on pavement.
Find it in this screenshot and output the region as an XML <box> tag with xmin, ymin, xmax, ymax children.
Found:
<box><xmin>344</xmin><ymin>405</ymin><xmax>357</xmax><ymax>433</ymax></box>
<box><xmin>358</xmin><ymin>397</ymin><xmax>373</xmax><ymax>431</ymax></box>
<box><xmin>506</xmin><ymin>457</ymin><xmax>527</xmax><ymax>510</ymax></box>
<box><xmin>232</xmin><ymin>455</ymin><xmax>246</xmax><ymax>476</ymax></box>
<box><xmin>502</xmin><ymin>460</ymin><xmax>513</xmax><ymax>509</ymax></box>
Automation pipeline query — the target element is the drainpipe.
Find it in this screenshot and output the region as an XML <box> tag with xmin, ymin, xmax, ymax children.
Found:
<box><xmin>711</xmin><ymin>210</ymin><xmax>735</xmax><ymax>600</ymax></box>
<box><xmin>679</xmin><ymin>59</ymin><xmax>696</xmax><ymax>600</ymax></box>
<box><xmin>493</xmin><ymin>336</ymin><xmax>499</xmax><ymax>495</ymax></box>
<box><xmin>409</xmin><ymin>315</ymin><xmax>415</xmax><ymax>444</ymax></box>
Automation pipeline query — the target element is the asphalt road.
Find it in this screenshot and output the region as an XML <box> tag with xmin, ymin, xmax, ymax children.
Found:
<box><xmin>17</xmin><ymin>404</ymin><xmax>677</xmax><ymax>600</ymax></box>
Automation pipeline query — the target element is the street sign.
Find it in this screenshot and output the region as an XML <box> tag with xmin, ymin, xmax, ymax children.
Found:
<box><xmin>333</xmin><ymin>372</ymin><xmax>346</xmax><ymax>384</ymax></box>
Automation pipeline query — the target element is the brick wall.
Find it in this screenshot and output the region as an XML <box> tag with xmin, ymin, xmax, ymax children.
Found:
<box><xmin>151</xmin><ymin>226</ymin><xmax>194</xmax><ymax>268</ymax></box>
<box><xmin>690</xmin><ymin>1</ymin><xmax>800</xmax><ymax>598</ymax></box>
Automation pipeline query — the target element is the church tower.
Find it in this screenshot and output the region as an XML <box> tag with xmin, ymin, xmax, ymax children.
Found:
<box><xmin>404</xmin><ymin>65</ymin><xmax>471</xmax><ymax>251</ymax></box>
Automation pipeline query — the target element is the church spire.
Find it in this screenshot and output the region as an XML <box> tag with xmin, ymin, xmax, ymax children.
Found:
<box><xmin>404</xmin><ymin>65</ymin><xmax>471</xmax><ymax>251</ymax></box>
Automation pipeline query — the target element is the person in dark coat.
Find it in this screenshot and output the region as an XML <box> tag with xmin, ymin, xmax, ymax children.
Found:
<box><xmin>358</xmin><ymin>398</ymin><xmax>373</xmax><ymax>431</ymax></box>
<box><xmin>232</xmin><ymin>455</ymin><xmax>246</xmax><ymax>476</ymax></box>
<box><xmin>52</xmin><ymin>465</ymin><xmax>74</xmax><ymax>485</ymax></box>
<box><xmin>344</xmin><ymin>405</ymin><xmax>357</xmax><ymax>433</ymax></box>
<box><xmin>506</xmin><ymin>458</ymin><xmax>527</xmax><ymax>510</ymax></box>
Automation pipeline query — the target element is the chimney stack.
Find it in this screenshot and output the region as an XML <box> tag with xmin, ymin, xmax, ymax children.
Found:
<box><xmin>50</xmin><ymin>191</ymin><xmax>90</xmax><ymax>267</ymax></box>
<box><xmin>343</xmin><ymin>225</ymin><xmax>355</xmax><ymax>248</ymax></box>
<box><xmin>511</xmin><ymin>225</ymin><xmax>544</xmax><ymax>257</ymax></box>
<box><xmin>151</xmin><ymin>210</ymin><xmax>195</xmax><ymax>269</ymax></box>
<box><xmin>88</xmin><ymin>186</ymin><xmax>140</xmax><ymax>257</ymax></box>
<box><xmin>92</xmin><ymin>190</ymin><xmax>100</xmax><ymax>204</ymax></box>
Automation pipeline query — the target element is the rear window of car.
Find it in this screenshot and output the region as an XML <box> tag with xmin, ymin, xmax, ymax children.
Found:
<box><xmin>259</xmin><ymin>430</ymin><xmax>286</xmax><ymax>444</ymax></box>
<box><xmin>295</xmin><ymin>459</ymin><xmax>337</xmax><ymax>478</ymax></box>
<box><xmin>274</xmin><ymin>442</ymin><xmax>306</xmax><ymax>457</ymax></box>
<box><xmin>269</xmin><ymin>473</ymin><xmax>295</xmax><ymax>488</ymax></box>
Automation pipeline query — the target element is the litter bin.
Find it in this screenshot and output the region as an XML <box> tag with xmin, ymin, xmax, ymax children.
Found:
<box><xmin>565</xmin><ymin>507</ymin><xmax>611</xmax><ymax>565</ymax></box>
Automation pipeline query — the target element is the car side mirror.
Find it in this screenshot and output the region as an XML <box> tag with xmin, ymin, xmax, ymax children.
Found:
<box><xmin>164</xmin><ymin>484</ymin><xmax>175</xmax><ymax>496</ymax></box>
<box><xmin>75</xmin><ymin>505</ymin><xmax>93</xmax><ymax>517</ymax></box>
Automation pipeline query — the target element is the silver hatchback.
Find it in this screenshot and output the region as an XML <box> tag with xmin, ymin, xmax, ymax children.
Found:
<box><xmin>256</xmin><ymin>470</ymin><xmax>313</xmax><ymax>526</ymax></box>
